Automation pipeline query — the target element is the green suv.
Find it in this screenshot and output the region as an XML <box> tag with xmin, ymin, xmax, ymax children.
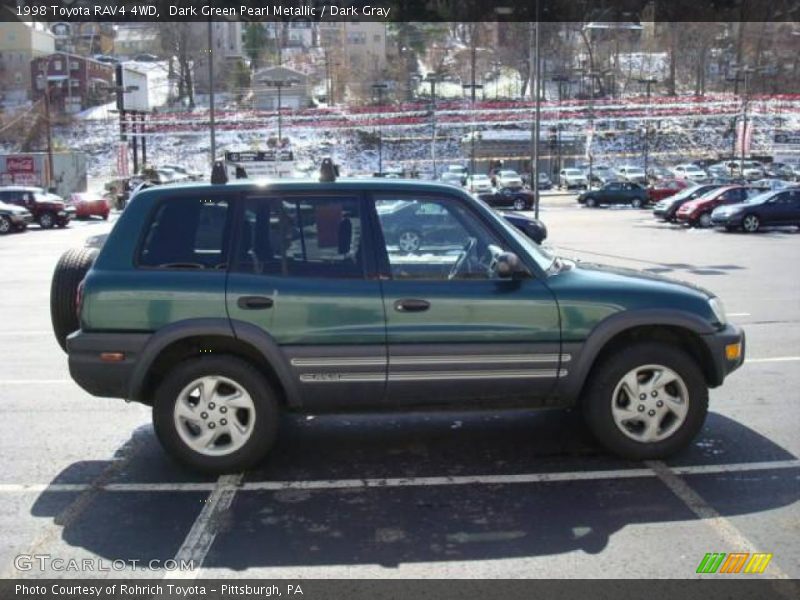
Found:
<box><xmin>54</xmin><ymin>175</ymin><xmax>744</xmax><ymax>473</ymax></box>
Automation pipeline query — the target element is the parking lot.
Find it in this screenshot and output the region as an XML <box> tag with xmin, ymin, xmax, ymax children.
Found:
<box><xmin>0</xmin><ymin>197</ymin><xmax>798</xmax><ymax>580</ymax></box>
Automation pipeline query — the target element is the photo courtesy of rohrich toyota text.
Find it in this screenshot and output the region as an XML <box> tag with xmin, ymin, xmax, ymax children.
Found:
<box><xmin>0</xmin><ymin>0</ymin><xmax>797</xmax><ymax>599</ymax></box>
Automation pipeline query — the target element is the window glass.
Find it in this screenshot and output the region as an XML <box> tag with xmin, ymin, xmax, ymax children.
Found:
<box><xmin>138</xmin><ymin>197</ymin><xmax>230</xmax><ymax>269</ymax></box>
<box><xmin>375</xmin><ymin>196</ymin><xmax>511</xmax><ymax>281</ymax></box>
<box><xmin>235</xmin><ymin>196</ymin><xmax>363</xmax><ymax>279</ymax></box>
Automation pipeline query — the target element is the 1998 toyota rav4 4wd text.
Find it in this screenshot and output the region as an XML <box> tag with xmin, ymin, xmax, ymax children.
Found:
<box><xmin>51</xmin><ymin>171</ymin><xmax>744</xmax><ymax>473</ymax></box>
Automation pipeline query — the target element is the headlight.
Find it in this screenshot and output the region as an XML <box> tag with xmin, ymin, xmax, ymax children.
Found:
<box><xmin>709</xmin><ymin>297</ymin><xmax>727</xmax><ymax>326</ymax></box>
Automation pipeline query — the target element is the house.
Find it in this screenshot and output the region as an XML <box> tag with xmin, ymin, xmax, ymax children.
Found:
<box><xmin>113</xmin><ymin>24</ymin><xmax>160</xmax><ymax>58</ymax></box>
<box><xmin>30</xmin><ymin>52</ymin><xmax>114</xmax><ymax>113</ymax></box>
<box><xmin>192</xmin><ymin>21</ymin><xmax>244</xmax><ymax>93</ymax></box>
<box><xmin>318</xmin><ymin>22</ymin><xmax>387</xmax><ymax>98</ymax></box>
<box><xmin>252</xmin><ymin>65</ymin><xmax>310</xmax><ymax>110</ymax></box>
<box><xmin>0</xmin><ymin>20</ymin><xmax>55</xmax><ymax>104</ymax></box>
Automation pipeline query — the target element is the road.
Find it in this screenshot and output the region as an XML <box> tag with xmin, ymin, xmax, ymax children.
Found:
<box><xmin>0</xmin><ymin>199</ymin><xmax>798</xmax><ymax>580</ymax></box>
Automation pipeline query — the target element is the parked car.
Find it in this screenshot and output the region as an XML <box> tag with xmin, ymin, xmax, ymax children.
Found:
<box><xmin>68</xmin><ymin>193</ymin><xmax>110</xmax><ymax>220</ymax></box>
<box><xmin>652</xmin><ymin>184</ymin><xmax>723</xmax><ymax>222</ymax></box>
<box><xmin>501</xmin><ymin>211</ymin><xmax>548</xmax><ymax>244</ymax></box>
<box><xmin>647</xmin><ymin>179</ymin><xmax>691</xmax><ymax>203</ymax></box>
<box><xmin>161</xmin><ymin>164</ymin><xmax>203</xmax><ymax>181</ymax></box>
<box><xmin>763</xmin><ymin>162</ymin><xmax>797</xmax><ymax>180</ymax></box>
<box><xmin>578</xmin><ymin>181</ymin><xmax>649</xmax><ymax>208</ymax></box>
<box><xmin>711</xmin><ymin>161</ymin><xmax>764</xmax><ymax>181</ymax></box>
<box><xmin>495</xmin><ymin>169</ymin><xmax>524</xmax><ymax>190</ymax></box>
<box><xmin>440</xmin><ymin>172</ymin><xmax>464</xmax><ymax>187</ymax></box>
<box><xmin>672</xmin><ymin>164</ymin><xmax>709</xmax><ymax>182</ymax></box>
<box><xmin>445</xmin><ymin>164</ymin><xmax>469</xmax><ymax>184</ymax></box>
<box><xmin>615</xmin><ymin>165</ymin><xmax>647</xmax><ymax>184</ymax></box>
<box><xmin>749</xmin><ymin>178</ymin><xmax>794</xmax><ymax>191</ymax></box>
<box><xmin>0</xmin><ymin>186</ymin><xmax>74</xmax><ymax>229</ymax></box>
<box><xmin>711</xmin><ymin>187</ymin><xmax>800</xmax><ymax>232</ymax></box>
<box><xmin>584</xmin><ymin>165</ymin><xmax>618</xmax><ymax>186</ymax></box>
<box><xmin>0</xmin><ymin>200</ymin><xmax>33</xmax><ymax>234</ymax></box>
<box><xmin>676</xmin><ymin>185</ymin><xmax>757</xmax><ymax>227</ymax></box>
<box><xmin>647</xmin><ymin>166</ymin><xmax>674</xmax><ymax>184</ymax></box>
<box><xmin>537</xmin><ymin>172</ymin><xmax>553</xmax><ymax>190</ymax></box>
<box><xmin>466</xmin><ymin>174</ymin><xmax>493</xmax><ymax>193</ymax></box>
<box><xmin>478</xmin><ymin>188</ymin><xmax>534</xmax><ymax>211</ymax></box>
<box><xmin>51</xmin><ymin>172</ymin><xmax>744</xmax><ymax>472</ymax></box>
<box><xmin>559</xmin><ymin>168</ymin><xmax>589</xmax><ymax>189</ymax></box>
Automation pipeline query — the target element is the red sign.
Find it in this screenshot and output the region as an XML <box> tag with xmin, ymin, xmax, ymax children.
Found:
<box><xmin>6</xmin><ymin>156</ymin><xmax>34</xmax><ymax>173</ymax></box>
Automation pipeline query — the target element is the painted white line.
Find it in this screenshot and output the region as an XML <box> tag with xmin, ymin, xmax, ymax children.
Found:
<box><xmin>646</xmin><ymin>460</ymin><xmax>791</xmax><ymax>581</ymax></box>
<box><xmin>728</xmin><ymin>313</ymin><xmax>751</xmax><ymax>317</ymax></box>
<box><xmin>0</xmin><ymin>459</ymin><xmax>797</xmax><ymax>494</ymax></box>
<box><xmin>0</xmin><ymin>379</ymin><xmax>72</xmax><ymax>384</ymax></box>
<box><xmin>0</xmin><ymin>331</ymin><xmax>51</xmax><ymax>336</ymax></box>
<box><xmin>168</xmin><ymin>473</ymin><xmax>243</xmax><ymax>580</ymax></box>
<box><xmin>748</xmin><ymin>357</ymin><xmax>800</xmax><ymax>364</ymax></box>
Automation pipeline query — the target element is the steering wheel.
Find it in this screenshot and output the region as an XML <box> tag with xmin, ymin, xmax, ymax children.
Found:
<box><xmin>448</xmin><ymin>237</ymin><xmax>478</xmax><ymax>280</ymax></box>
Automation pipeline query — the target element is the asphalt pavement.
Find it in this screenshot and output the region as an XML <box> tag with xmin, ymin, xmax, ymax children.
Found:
<box><xmin>0</xmin><ymin>202</ymin><xmax>797</xmax><ymax>580</ymax></box>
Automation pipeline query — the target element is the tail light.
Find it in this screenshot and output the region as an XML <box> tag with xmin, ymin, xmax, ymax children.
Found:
<box><xmin>76</xmin><ymin>279</ymin><xmax>85</xmax><ymax>321</ymax></box>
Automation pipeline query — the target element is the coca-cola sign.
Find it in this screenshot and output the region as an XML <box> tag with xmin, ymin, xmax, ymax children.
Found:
<box><xmin>6</xmin><ymin>156</ymin><xmax>34</xmax><ymax>173</ymax></box>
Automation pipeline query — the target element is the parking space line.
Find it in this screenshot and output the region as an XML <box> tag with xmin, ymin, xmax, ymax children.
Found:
<box><xmin>646</xmin><ymin>460</ymin><xmax>791</xmax><ymax>581</ymax></box>
<box><xmin>748</xmin><ymin>357</ymin><xmax>800</xmax><ymax>363</ymax></box>
<box><xmin>169</xmin><ymin>473</ymin><xmax>243</xmax><ymax>580</ymax></box>
<box><xmin>0</xmin><ymin>459</ymin><xmax>797</xmax><ymax>494</ymax></box>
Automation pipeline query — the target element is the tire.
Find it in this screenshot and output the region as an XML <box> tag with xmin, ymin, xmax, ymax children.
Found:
<box><xmin>38</xmin><ymin>212</ymin><xmax>56</xmax><ymax>229</ymax></box>
<box><xmin>583</xmin><ymin>342</ymin><xmax>708</xmax><ymax>460</ymax></box>
<box><xmin>585</xmin><ymin>197</ymin><xmax>597</xmax><ymax>208</ymax></box>
<box><xmin>152</xmin><ymin>356</ymin><xmax>280</xmax><ymax>473</ymax></box>
<box><xmin>697</xmin><ymin>211</ymin><xmax>712</xmax><ymax>228</ymax></box>
<box><xmin>631</xmin><ymin>197</ymin><xmax>643</xmax><ymax>209</ymax></box>
<box><xmin>513</xmin><ymin>198</ymin><xmax>526</xmax><ymax>211</ymax></box>
<box><xmin>724</xmin><ymin>225</ymin><xmax>738</xmax><ymax>232</ymax></box>
<box><xmin>102</xmin><ymin>212</ymin><xmax>109</xmax><ymax>221</ymax></box>
<box><xmin>0</xmin><ymin>216</ymin><xmax>10</xmax><ymax>235</ymax></box>
<box><xmin>397</xmin><ymin>229</ymin><xmax>422</xmax><ymax>253</ymax></box>
<box><xmin>50</xmin><ymin>247</ymin><xmax>98</xmax><ymax>352</ymax></box>
<box><xmin>742</xmin><ymin>214</ymin><xmax>760</xmax><ymax>233</ymax></box>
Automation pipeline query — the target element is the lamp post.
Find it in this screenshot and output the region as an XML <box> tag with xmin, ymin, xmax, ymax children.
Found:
<box><xmin>425</xmin><ymin>73</ymin><xmax>442</xmax><ymax>178</ymax></box>
<box><xmin>371</xmin><ymin>82</ymin><xmax>388</xmax><ymax>174</ymax></box>
<box><xmin>637</xmin><ymin>78</ymin><xmax>658</xmax><ymax>179</ymax></box>
<box><xmin>462</xmin><ymin>82</ymin><xmax>484</xmax><ymax>175</ymax></box>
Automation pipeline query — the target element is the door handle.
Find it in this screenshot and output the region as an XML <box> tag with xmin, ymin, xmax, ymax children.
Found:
<box><xmin>394</xmin><ymin>298</ymin><xmax>430</xmax><ymax>313</ymax></box>
<box><xmin>237</xmin><ymin>296</ymin><xmax>274</xmax><ymax>310</ymax></box>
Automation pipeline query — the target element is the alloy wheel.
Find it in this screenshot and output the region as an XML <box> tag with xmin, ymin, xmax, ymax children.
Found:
<box><xmin>0</xmin><ymin>217</ymin><xmax>10</xmax><ymax>234</ymax></box>
<box><xmin>398</xmin><ymin>230</ymin><xmax>421</xmax><ymax>252</ymax></box>
<box><xmin>743</xmin><ymin>214</ymin><xmax>760</xmax><ymax>233</ymax></box>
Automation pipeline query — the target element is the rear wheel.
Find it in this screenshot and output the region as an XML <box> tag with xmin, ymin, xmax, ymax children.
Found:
<box><xmin>742</xmin><ymin>214</ymin><xmax>760</xmax><ymax>233</ymax></box>
<box><xmin>513</xmin><ymin>197</ymin><xmax>526</xmax><ymax>211</ymax></box>
<box><xmin>152</xmin><ymin>356</ymin><xmax>280</xmax><ymax>473</ymax></box>
<box><xmin>631</xmin><ymin>197</ymin><xmax>643</xmax><ymax>209</ymax></box>
<box><xmin>583</xmin><ymin>342</ymin><xmax>708</xmax><ymax>459</ymax></box>
<box><xmin>585</xmin><ymin>197</ymin><xmax>597</xmax><ymax>208</ymax></box>
<box><xmin>0</xmin><ymin>216</ymin><xmax>10</xmax><ymax>234</ymax></box>
<box><xmin>38</xmin><ymin>212</ymin><xmax>56</xmax><ymax>229</ymax></box>
<box><xmin>398</xmin><ymin>229</ymin><xmax>422</xmax><ymax>253</ymax></box>
<box><xmin>50</xmin><ymin>247</ymin><xmax>97</xmax><ymax>352</ymax></box>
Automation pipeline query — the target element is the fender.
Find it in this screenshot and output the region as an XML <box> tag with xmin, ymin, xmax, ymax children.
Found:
<box><xmin>128</xmin><ymin>318</ymin><xmax>300</xmax><ymax>407</ymax></box>
<box><xmin>558</xmin><ymin>308</ymin><xmax>717</xmax><ymax>402</ymax></box>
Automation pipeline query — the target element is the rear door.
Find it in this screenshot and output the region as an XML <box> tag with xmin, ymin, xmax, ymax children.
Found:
<box><xmin>227</xmin><ymin>192</ymin><xmax>386</xmax><ymax>410</ymax></box>
<box><xmin>370</xmin><ymin>192</ymin><xmax>561</xmax><ymax>407</ymax></box>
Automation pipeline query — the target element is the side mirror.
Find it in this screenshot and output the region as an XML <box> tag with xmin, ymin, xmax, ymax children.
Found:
<box><xmin>495</xmin><ymin>252</ymin><xmax>527</xmax><ymax>279</ymax></box>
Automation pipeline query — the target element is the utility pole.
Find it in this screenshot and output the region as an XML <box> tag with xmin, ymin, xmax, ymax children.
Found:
<box><xmin>371</xmin><ymin>82</ymin><xmax>388</xmax><ymax>174</ymax></box>
<box><xmin>208</xmin><ymin>20</ymin><xmax>216</xmax><ymax>168</ymax></box>
<box><xmin>425</xmin><ymin>73</ymin><xmax>441</xmax><ymax>178</ymax></box>
<box><xmin>264</xmin><ymin>78</ymin><xmax>296</xmax><ymax>142</ymax></box>
<box><xmin>637</xmin><ymin>78</ymin><xmax>658</xmax><ymax>179</ymax></box>
<box><xmin>37</xmin><ymin>58</ymin><xmax>57</xmax><ymax>187</ymax></box>
<box><xmin>727</xmin><ymin>66</ymin><xmax>757</xmax><ymax>178</ymax></box>
<box><xmin>552</xmin><ymin>75</ymin><xmax>572</xmax><ymax>178</ymax></box>
<box><xmin>462</xmin><ymin>82</ymin><xmax>483</xmax><ymax>175</ymax></box>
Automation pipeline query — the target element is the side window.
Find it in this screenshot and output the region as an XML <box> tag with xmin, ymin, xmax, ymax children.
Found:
<box><xmin>139</xmin><ymin>197</ymin><xmax>230</xmax><ymax>269</ymax></box>
<box><xmin>234</xmin><ymin>196</ymin><xmax>363</xmax><ymax>279</ymax></box>
<box><xmin>375</xmin><ymin>195</ymin><xmax>510</xmax><ymax>281</ymax></box>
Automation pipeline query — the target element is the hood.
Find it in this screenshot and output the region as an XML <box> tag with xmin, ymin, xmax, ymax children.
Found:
<box><xmin>34</xmin><ymin>196</ymin><xmax>65</xmax><ymax>209</ymax></box>
<box><xmin>0</xmin><ymin>202</ymin><xmax>29</xmax><ymax>215</ymax></box>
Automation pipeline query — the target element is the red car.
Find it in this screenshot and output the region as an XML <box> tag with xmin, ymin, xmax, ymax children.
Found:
<box><xmin>647</xmin><ymin>178</ymin><xmax>690</xmax><ymax>203</ymax></box>
<box><xmin>676</xmin><ymin>185</ymin><xmax>753</xmax><ymax>227</ymax></box>
<box><xmin>69</xmin><ymin>193</ymin><xmax>110</xmax><ymax>220</ymax></box>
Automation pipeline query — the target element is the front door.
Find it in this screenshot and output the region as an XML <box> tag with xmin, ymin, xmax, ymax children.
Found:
<box><xmin>227</xmin><ymin>193</ymin><xmax>386</xmax><ymax>411</ymax></box>
<box><xmin>371</xmin><ymin>193</ymin><xmax>562</xmax><ymax>407</ymax></box>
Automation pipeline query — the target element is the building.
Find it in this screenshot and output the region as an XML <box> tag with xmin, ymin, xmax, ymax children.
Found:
<box><xmin>0</xmin><ymin>21</ymin><xmax>55</xmax><ymax>104</ymax></box>
<box><xmin>192</xmin><ymin>21</ymin><xmax>244</xmax><ymax>93</ymax></box>
<box><xmin>113</xmin><ymin>24</ymin><xmax>160</xmax><ymax>58</ymax></box>
<box><xmin>50</xmin><ymin>22</ymin><xmax>114</xmax><ymax>56</ymax></box>
<box><xmin>318</xmin><ymin>22</ymin><xmax>388</xmax><ymax>99</ymax></box>
<box><xmin>30</xmin><ymin>52</ymin><xmax>114</xmax><ymax>114</ymax></box>
<box><xmin>252</xmin><ymin>65</ymin><xmax>310</xmax><ymax>110</ymax></box>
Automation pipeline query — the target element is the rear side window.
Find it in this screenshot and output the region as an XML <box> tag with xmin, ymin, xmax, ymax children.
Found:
<box><xmin>138</xmin><ymin>197</ymin><xmax>230</xmax><ymax>269</ymax></box>
<box><xmin>234</xmin><ymin>196</ymin><xmax>364</xmax><ymax>279</ymax></box>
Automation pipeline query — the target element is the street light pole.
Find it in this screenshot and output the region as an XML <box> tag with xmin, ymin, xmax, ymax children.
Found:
<box><xmin>371</xmin><ymin>82</ymin><xmax>388</xmax><ymax>174</ymax></box>
<box><xmin>637</xmin><ymin>78</ymin><xmax>658</xmax><ymax>178</ymax></box>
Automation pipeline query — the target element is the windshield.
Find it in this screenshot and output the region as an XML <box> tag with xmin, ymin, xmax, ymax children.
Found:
<box><xmin>744</xmin><ymin>190</ymin><xmax>778</xmax><ymax>204</ymax></box>
<box><xmin>564</xmin><ymin>169</ymin><xmax>582</xmax><ymax>175</ymax></box>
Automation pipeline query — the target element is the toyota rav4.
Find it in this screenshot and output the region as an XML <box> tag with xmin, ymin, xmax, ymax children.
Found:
<box><xmin>52</xmin><ymin>172</ymin><xmax>745</xmax><ymax>473</ymax></box>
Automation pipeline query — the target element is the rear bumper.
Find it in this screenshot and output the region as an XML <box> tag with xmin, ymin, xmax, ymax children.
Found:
<box><xmin>67</xmin><ymin>331</ymin><xmax>150</xmax><ymax>399</ymax></box>
<box><xmin>701</xmin><ymin>323</ymin><xmax>745</xmax><ymax>387</ymax></box>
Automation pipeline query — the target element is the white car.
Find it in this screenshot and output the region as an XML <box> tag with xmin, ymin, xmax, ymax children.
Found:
<box><xmin>466</xmin><ymin>174</ymin><xmax>493</xmax><ymax>193</ymax></box>
<box><xmin>615</xmin><ymin>165</ymin><xmax>647</xmax><ymax>184</ymax></box>
<box><xmin>559</xmin><ymin>168</ymin><xmax>589</xmax><ymax>189</ymax></box>
<box><xmin>672</xmin><ymin>164</ymin><xmax>708</xmax><ymax>182</ymax></box>
<box><xmin>495</xmin><ymin>170</ymin><xmax>523</xmax><ymax>190</ymax></box>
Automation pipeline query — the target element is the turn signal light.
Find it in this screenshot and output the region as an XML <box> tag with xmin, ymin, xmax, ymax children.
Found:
<box><xmin>725</xmin><ymin>343</ymin><xmax>742</xmax><ymax>361</ymax></box>
<box><xmin>100</xmin><ymin>352</ymin><xmax>125</xmax><ymax>363</ymax></box>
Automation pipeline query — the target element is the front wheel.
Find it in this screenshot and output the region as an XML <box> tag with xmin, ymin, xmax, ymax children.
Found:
<box><xmin>152</xmin><ymin>356</ymin><xmax>280</xmax><ymax>474</ymax></box>
<box><xmin>38</xmin><ymin>212</ymin><xmax>56</xmax><ymax>229</ymax></box>
<box><xmin>397</xmin><ymin>229</ymin><xmax>422</xmax><ymax>253</ymax></box>
<box><xmin>513</xmin><ymin>197</ymin><xmax>526</xmax><ymax>211</ymax></box>
<box><xmin>0</xmin><ymin>216</ymin><xmax>10</xmax><ymax>234</ymax></box>
<box><xmin>585</xmin><ymin>197</ymin><xmax>597</xmax><ymax>208</ymax></box>
<box><xmin>583</xmin><ymin>343</ymin><xmax>708</xmax><ymax>460</ymax></box>
<box><xmin>697</xmin><ymin>211</ymin><xmax>712</xmax><ymax>228</ymax></box>
<box><xmin>631</xmin><ymin>197</ymin><xmax>643</xmax><ymax>209</ymax></box>
<box><xmin>742</xmin><ymin>214</ymin><xmax>760</xmax><ymax>233</ymax></box>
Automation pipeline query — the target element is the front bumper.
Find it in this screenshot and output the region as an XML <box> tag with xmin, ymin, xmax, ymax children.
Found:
<box><xmin>711</xmin><ymin>213</ymin><xmax>742</xmax><ymax>227</ymax></box>
<box><xmin>701</xmin><ymin>323</ymin><xmax>745</xmax><ymax>387</ymax></box>
<box><xmin>67</xmin><ymin>331</ymin><xmax>150</xmax><ymax>399</ymax></box>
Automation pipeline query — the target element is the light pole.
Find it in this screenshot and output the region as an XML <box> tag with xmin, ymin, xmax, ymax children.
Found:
<box><xmin>425</xmin><ymin>73</ymin><xmax>442</xmax><ymax>178</ymax></box>
<box><xmin>462</xmin><ymin>82</ymin><xmax>484</xmax><ymax>175</ymax></box>
<box><xmin>727</xmin><ymin>66</ymin><xmax>758</xmax><ymax>178</ymax></box>
<box><xmin>637</xmin><ymin>78</ymin><xmax>658</xmax><ymax>179</ymax></box>
<box><xmin>36</xmin><ymin>57</ymin><xmax>62</xmax><ymax>187</ymax></box>
<box><xmin>552</xmin><ymin>75</ymin><xmax>573</xmax><ymax>177</ymax></box>
<box><xmin>371</xmin><ymin>82</ymin><xmax>388</xmax><ymax>174</ymax></box>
